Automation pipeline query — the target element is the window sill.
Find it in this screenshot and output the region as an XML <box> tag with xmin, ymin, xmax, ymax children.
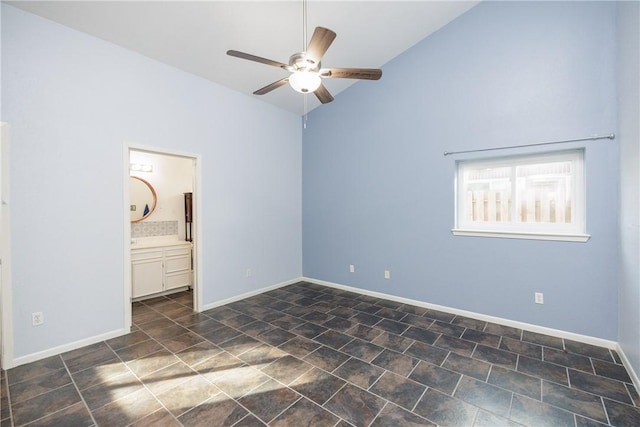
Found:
<box><xmin>451</xmin><ymin>229</ymin><xmax>591</xmax><ymax>242</ymax></box>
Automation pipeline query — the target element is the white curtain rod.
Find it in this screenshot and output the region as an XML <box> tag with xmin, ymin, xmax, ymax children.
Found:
<box><xmin>443</xmin><ymin>133</ymin><xmax>615</xmax><ymax>156</ymax></box>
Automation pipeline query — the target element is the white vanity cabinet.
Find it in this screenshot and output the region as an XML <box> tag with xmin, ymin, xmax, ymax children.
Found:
<box><xmin>131</xmin><ymin>242</ymin><xmax>192</xmax><ymax>299</ymax></box>
<box><xmin>164</xmin><ymin>245</ymin><xmax>192</xmax><ymax>291</ymax></box>
<box><xmin>131</xmin><ymin>248</ymin><xmax>164</xmax><ymax>298</ymax></box>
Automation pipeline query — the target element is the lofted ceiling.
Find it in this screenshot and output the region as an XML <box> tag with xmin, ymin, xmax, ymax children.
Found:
<box><xmin>7</xmin><ymin>1</ymin><xmax>479</xmax><ymax>115</ymax></box>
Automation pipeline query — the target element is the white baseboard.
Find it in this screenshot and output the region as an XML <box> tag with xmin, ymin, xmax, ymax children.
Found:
<box><xmin>200</xmin><ymin>277</ymin><xmax>304</xmax><ymax>312</ymax></box>
<box><xmin>302</xmin><ymin>277</ymin><xmax>640</xmax><ymax>390</ymax></box>
<box><xmin>9</xmin><ymin>275</ymin><xmax>638</xmax><ymax>395</ymax></box>
<box><xmin>9</xmin><ymin>328</ymin><xmax>128</xmax><ymax>369</ymax></box>
<box><xmin>302</xmin><ymin>276</ymin><xmax>618</xmax><ymax>350</ymax></box>
<box><xmin>616</xmin><ymin>343</ymin><xmax>640</xmax><ymax>396</ymax></box>
<box><xmin>6</xmin><ymin>278</ymin><xmax>302</xmax><ymax>369</ymax></box>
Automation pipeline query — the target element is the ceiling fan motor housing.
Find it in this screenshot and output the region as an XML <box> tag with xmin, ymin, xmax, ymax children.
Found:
<box><xmin>289</xmin><ymin>52</ymin><xmax>320</xmax><ymax>72</ymax></box>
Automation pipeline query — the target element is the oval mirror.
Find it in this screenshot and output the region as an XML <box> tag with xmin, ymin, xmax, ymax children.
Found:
<box><xmin>130</xmin><ymin>176</ymin><xmax>157</xmax><ymax>223</ymax></box>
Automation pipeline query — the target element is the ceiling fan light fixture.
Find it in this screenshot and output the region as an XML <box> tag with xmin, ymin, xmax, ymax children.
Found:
<box><xmin>289</xmin><ymin>70</ymin><xmax>321</xmax><ymax>93</ymax></box>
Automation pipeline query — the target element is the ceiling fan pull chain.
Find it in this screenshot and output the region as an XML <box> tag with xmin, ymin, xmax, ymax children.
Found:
<box><xmin>303</xmin><ymin>94</ymin><xmax>308</xmax><ymax>129</ymax></box>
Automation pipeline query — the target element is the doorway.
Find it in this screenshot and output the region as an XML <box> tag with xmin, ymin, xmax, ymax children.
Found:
<box><xmin>125</xmin><ymin>146</ymin><xmax>201</xmax><ymax>328</ymax></box>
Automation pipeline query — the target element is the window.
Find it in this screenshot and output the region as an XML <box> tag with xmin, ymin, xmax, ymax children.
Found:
<box><xmin>453</xmin><ymin>149</ymin><xmax>589</xmax><ymax>242</ymax></box>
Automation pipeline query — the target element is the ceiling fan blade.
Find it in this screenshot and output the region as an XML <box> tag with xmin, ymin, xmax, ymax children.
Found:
<box><xmin>314</xmin><ymin>83</ymin><xmax>334</xmax><ymax>104</ymax></box>
<box><xmin>254</xmin><ymin>77</ymin><xmax>289</xmax><ymax>95</ymax></box>
<box><xmin>227</xmin><ymin>50</ymin><xmax>291</xmax><ymax>70</ymax></box>
<box><xmin>320</xmin><ymin>68</ymin><xmax>382</xmax><ymax>80</ymax></box>
<box><xmin>306</xmin><ymin>27</ymin><xmax>337</xmax><ymax>65</ymax></box>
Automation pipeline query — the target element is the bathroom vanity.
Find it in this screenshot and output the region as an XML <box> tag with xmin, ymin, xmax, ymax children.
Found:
<box><xmin>131</xmin><ymin>240</ymin><xmax>192</xmax><ymax>299</ymax></box>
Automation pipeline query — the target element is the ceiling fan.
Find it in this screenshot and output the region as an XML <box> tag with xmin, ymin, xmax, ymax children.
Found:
<box><xmin>227</xmin><ymin>26</ymin><xmax>382</xmax><ymax>104</ymax></box>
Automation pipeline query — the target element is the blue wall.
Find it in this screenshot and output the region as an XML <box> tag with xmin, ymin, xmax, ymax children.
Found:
<box><xmin>303</xmin><ymin>1</ymin><xmax>618</xmax><ymax>339</ymax></box>
<box><xmin>617</xmin><ymin>1</ymin><xmax>640</xmax><ymax>381</ymax></box>
<box><xmin>3</xmin><ymin>5</ymin><xmax>302</xmax><ymax>359</ymax></box>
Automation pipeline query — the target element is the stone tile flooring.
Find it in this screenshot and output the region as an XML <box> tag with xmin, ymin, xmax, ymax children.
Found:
<box><xmin>2</xmin><ymin>282</ymin><xmax>640</xmax><ymax>426</ymax></box>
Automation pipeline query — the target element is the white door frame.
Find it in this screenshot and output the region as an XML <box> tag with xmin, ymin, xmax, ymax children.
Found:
<box><xmin>1</xmin><ymin>123</ymin><xmax>15</xmax><ymax>369</ymax></box>
<box><xmin>123</xmin><ymin>143</ymin><xmax>203</xmax><ymax>329</ymax></box>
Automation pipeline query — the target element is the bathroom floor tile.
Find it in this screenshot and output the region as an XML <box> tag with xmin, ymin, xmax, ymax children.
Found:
<box><xmin>324</xmin><ymin>383</ymin><xmax>386</xmax><ymax>427</ymax></box>
<box><xmin>510</xmin><ymin>394</ymin><xmax>575</xmax><ymax>427</ymax></box>
<box><xmin>3</xmin><ymin>286</ymin><xmax>637</xmax><ymax>427</ymax></box>
<box><xmin>369</xmin><ymin>370</ymin><xmax>426</xmax><ymax>410</ymax></box>
<box><xmin>290</xmin><ymin>367</ymin><xmax>346</xmax><ymax>405</ymax></box>
<box><xmin>443</xmin><ymin>352</ymin><xmax>491</xmax><ymax>382</ymax></box>
<box><xmin>488</xmin><ymin>365</ymin><xmax>541</xmax><ymax>400</ymax></box>
<box><xmin>603</xmin><ymin>398</ymin><xmax>640</xmax><ymax>426</ymax></box>
<box><xmin>409</xmin><ymin>360</ymin><xmax>461</xmax><ymax>395</ymax></box>
<box><xmin>543</xmin><ymin>346</ymin><xmax>593</xmax><ymax>373</ymax></box>
<box><xmin>371</xmin><ymin>348</ymin><xmax>419</xmax><ymax>377</ymax></box>
<box><xmin>236</xmin><ymin>343</ymin><xmax>286</xmax><ymax>366</ymax></box>
<box><xmin>413</xmin><ymin>387</ymin><xmax>478</xmax><ymax>426</ymax></box>
<box><xmin>276</xmin><ymin>336</ymin><xmax>320</xmax><ymax>358</ymax></box>
<box><xmin>542</xmin><ymin>380</ymin><xmax>608</xmax><ymax>423</ymax></box>
<box><xmin>7</xmin><ymin>367</ymin><xmax>72</xmax><ymax>405</ymax></box>
<box><xmin>11</xmin><ymin>383</ymin><xmax>82</xmax><ymax>426</ymax></box>
<box><xmin>270</xmin><ymin>397</ymin><xmax>338</xmax><ymax>427</ymax></box>
<box><xmin>402</xmin><ymin>326</ymin><xmax>440</xmax><ymax>345</ymax></box>
<box><xmin>500</xmin><ymin>336</ymin><xmax>543</xmax><ymax>359</ymax></box>
<box><xmin>156</xmin><ymin>375</ymin><xmax>221</xmax><ymax>417</ymax></box>
<box><xmin>472</xmin><ymin>344</ymin><xmax>518</xmax><ymax>370</ymax></box>
<box><xmin>339</xmin><ymin>338</ymin><xmax>384</xmax><ymax>362</ymax></box>
<box><xmin>345</xmin><ymin>324</ymin><xmax>383</xmax><ymax>341</ymax></box>
<box><xmin>91</xmin><ymin>387</ymin><xmax>163</xmax><ymax>426</ymax></box>
<box><xmin>23</xmin><ymin>402</ymin><xmax>94</xmax><ymax>427</ymax></box>
<box><xmin>518</xmin><ymin>355</ymin><xmax>569</xmax><ymax>386</ymax></box>
<box><xmin>371</xmin><ymin>403</ymin><xmax>436</xmax><ymax>427</ymax></box>
<box><xmin>372</xmin><ymin>331</ymin><xmax>415</xmax><ymax>352</ymax></box>
<box><xmin>454</xmin><ymin>375</ymin><xmax>512</xmax><ymax>417</ymax></box>
<box><xmin>303</xmin><ymin>345</ymin><xmax>350</xmax><ymax>372</ymax></box>
<box><xmin>141</xmin><ymin>360</ymin><xmax>198</xmax><ymax>396</ymax></box>
<box><xmin>70</xmin><ymin>359</ymin><xmax>131</xmax><ymax>391</ymax></box>
<box><xmin>83</xmin><ymin>370</ymin><xmax>144</xmax><ymax>411</ymax></box>
<box><xmin>333</xmin><ymin>357</ymin><xmax>385</xmax><ymax>389</ymax></box>
<box><xmin>237</xmin><ymin>379</ymin><xmax>301</xmax><ymax>424</ymax></box>
<box><xmin>260</xmin><ymin>355</ymin><xmax>313</xmax><ymax>385</ymax></box>
<box><xmin>568</xmin><ymin>368</ymin><xmax>633</xmax><ymax>404</ymax></box>
<box><xmin>132</xmin><ymin>408</ymin><xmax>183</xmax><ymax>427</ymax></box>
<box><xmin>404</xmin><ymin>340</ymin><xmax>449</xmax><ymax>365</ymax></box>
<box><xmin>522</xmin><ymin>330</ymin><xmax>564</xmax><ymax>350</ymax></box>
<box><xmin>178</xmin><ymin>393</ymin><xmax>248</xmax><ymax>426</ymax></box>
<box><xmin>433</xmin><ymin>334</ymin><xmax>477</xmax><ymax>357</ymax></box>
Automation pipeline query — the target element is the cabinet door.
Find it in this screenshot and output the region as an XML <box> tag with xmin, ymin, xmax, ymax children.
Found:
<box><xmin>132</xmin><ymin>259</ymin><xmax>163</xmax><ymax>298</ymax></box>
<box><xmin>165</xmin><ymin>271</ymin><xmax>191</xmax><ymax>290</ymax></box>
<box><xmin>165</xmin><ymin>255</ymin><xmax>191</xmax><ymax>290</ymax></box>
<box><xmin>165</xmin><ymin>255</ymin><xmax>190</xmax><ymax>274</ymax></box>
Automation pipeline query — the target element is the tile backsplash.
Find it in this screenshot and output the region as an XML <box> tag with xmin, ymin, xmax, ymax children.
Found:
<box><xmin>131</xmin><ymin>220</ymin><xmax>179</xmax><ymax>238</ymax></box>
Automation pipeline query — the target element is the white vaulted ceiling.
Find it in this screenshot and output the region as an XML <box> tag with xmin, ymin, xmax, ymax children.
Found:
<box><xmin>8</xmin><ymin>1</ymin><xmax>479</xmax><ymax>115</ymax></box>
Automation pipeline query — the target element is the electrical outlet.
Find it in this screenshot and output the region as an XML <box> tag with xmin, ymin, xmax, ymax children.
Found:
<box><xmin>534</xmin><ymin>292</ymin><xmax>544</xmax><ymax>304</ymax></box>
<box><xmin>32</xmin><ymin>312</ymin><xmax>44</xmax><ymax>326</ymax></box>
<box><xmin>245</xmin><ymin>268</ymin><xmax>252</xmax><ymax>277</ymax></box>
<box><xmin>349</xmin><ymin>264</ymin><xmax>355</xmax><ymax>273</ymax></box>
<box><xmin>384</xmin><ymin>270</ymin><xmax>391</xmax><ymax>279</ymax></box>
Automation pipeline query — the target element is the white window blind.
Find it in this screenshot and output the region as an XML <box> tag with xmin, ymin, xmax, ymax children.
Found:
<box><xmin>453</xmin><ymin>150</ymin><xmax>589</xmax><ymax>242</ymax></box>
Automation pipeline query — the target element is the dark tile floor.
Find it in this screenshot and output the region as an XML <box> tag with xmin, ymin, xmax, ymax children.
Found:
<box><xmin>2</xmin><ymin>282</ymin><xmax>640</xmax><ymax>426</ymax></box>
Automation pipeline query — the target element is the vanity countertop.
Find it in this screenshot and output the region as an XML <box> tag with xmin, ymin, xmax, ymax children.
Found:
<box><xmin>131</xmin><ymin>237</ymin><xmax>192</xmax><ymax>249</ymax></box>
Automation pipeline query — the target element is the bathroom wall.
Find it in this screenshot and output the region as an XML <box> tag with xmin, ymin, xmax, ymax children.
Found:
<box><xmin>130</xmin><ymin>150</ymin><xmax>193</xmax><ymax>240</ymax></box>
